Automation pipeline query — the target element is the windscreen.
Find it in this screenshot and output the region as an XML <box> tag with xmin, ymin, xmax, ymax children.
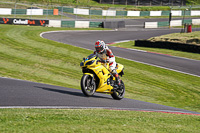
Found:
<box><xmin>85</xmin><ymin>54</ymin><xmax>96</xmax><ymax>61</ymax></box>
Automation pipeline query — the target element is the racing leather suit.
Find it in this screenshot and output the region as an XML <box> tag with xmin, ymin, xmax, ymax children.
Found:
<box><xmin>94</xmin><ymin>46</ymin><xmax>121</xmax><ymax>85</ymax></box>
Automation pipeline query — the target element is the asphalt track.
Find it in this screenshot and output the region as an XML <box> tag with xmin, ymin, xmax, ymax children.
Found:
<box><xmin>1</xmin><ymin>27</ymin><xmax>200</xmax><ymax>115</ymax></box>
<box><xmin>1</xmin><ymin>77</ymin><xmax>199</xmax><ymax>115</ymax></box>
<box><xmin>41</xmin><ymin>28</ymin><xmax>200</xmax><ymax>77</ymax></box>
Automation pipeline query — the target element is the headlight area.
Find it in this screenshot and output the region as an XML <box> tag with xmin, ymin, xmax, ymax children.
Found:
<box><xmin>80</xmin><ymin>62</ymin><xmax>84</xmax><ymax>67</ymax></box>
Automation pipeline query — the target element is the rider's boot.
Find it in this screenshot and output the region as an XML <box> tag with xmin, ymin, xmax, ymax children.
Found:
<box><xmin>115</xmin><ymin>74</ymin><xmax>121</xmax><ymax>87</ymax></box>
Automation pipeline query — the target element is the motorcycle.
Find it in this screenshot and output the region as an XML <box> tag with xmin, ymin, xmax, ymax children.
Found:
<box><xmin>80</xmin><ymin>54</ymin><xmax>125</xmax><ymax>100</ymax></box>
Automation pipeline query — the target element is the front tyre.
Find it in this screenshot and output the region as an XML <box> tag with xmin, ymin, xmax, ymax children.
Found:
<box><xmin>81</xmin><ymin>74</ymin><xmax>96</xmax><ymax>97</ymax></box>
<box><xmin>111</xmin><ymin>80</ymin><xmax>125</xmax><ymax>100</ymax></box>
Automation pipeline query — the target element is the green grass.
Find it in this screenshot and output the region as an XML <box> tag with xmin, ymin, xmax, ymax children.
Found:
<box><xmin>0</xmin><ymin>109</ymin><xmax>200</xmax><ymax>133</ymax></box>
<box><xmin>0</xmin><ymin>25</ymin><xmax>200</xmax><ymax>113</ymax></box>
<box><xmin>149</xmin><ymin>31</ymin><xmax>200</xmax><ymax>45</ymax></box>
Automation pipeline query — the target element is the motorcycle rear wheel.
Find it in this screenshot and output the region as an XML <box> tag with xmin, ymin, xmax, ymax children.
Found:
<box><xmin>81</xmin><ymin>74</ymin><xmax>96</xmax><ymax>96</ymax></box>
<box><xmin>111</xmin><ymin>80</ymin><xmax>125</xmax><ymax>100</ymax></box>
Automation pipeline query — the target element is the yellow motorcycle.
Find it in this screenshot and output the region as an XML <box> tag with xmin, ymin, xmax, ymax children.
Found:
<box><xmin>80</xmin><ymin>54</ymin><xmax>125</xmax><ymax>100</ymax></box>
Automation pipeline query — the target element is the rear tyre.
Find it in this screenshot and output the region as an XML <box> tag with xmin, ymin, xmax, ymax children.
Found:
<box><xmin>111</xmin><ymin>80</ymin><xmax>125</xmax><ymax>100</ymax></box>
<box><xmin>81</xmin><ymin>74</ymin><xmax>96</xmax><ymax>96</ymax></box>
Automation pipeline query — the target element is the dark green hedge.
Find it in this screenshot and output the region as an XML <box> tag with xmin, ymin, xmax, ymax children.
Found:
<box><xmin>135</xmin><ymin>40</ymin><xmax>200</xmax><ymax>53</ymax></box>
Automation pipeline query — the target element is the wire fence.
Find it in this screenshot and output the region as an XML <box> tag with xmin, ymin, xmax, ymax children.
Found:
<box><xmin>0</xmin><ymin>1</ymin><xmax>129</xmax><ymax>21</ymax></box>
<box><xmin>1</xmin><ymin>1</ymin><xmax>200</xmax><ymax>22</ymax></box>
<box><xmin>98</xmin><ymin>0</ymin><xmax>186</xmax><ymax>6</ymax></box>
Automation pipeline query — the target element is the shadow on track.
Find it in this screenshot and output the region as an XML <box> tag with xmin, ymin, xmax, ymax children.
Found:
<box><xmin>34</xmin><ymin>86</ymin><xmax>113</xmax><ymax>100</ymax></box>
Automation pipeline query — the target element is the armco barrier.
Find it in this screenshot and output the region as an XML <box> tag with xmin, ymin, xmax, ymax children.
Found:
<box><xmin>0</xmin><ymin>8</ymin><xmax>12</xmax><ymax>15</ymax></box>
<box><xmin>75</xmin><ymin>21</ymin><xmax>90</xmax><ymax>28</ymax></box>
<box><xmin>127</xmin><ymin>11</ymin><xmax>140</xmax><ymax>16</ymax></box>
<box><xmin>57</xmin><ymin>20</ymin><xmax>102</xmax><ymax>28</ymax></box>
<box><xmin>191</xmin><ymin>10</ymin><xmax>200</xmax><ymax>16</ymax></box>
<box><xmin>57</xmin><ymin>7</ymin><xmax>200</xmax><ymax>17</ymax></box>
<box><xmin>150</xmin><ymin>11</ymin><xmax>162</xmax><ymax>16</ymax></box>
<box><xmin>102</xmin><ymin>10</ymin><xmax>116</xmax><ymax>16</ymax></box>
<box><xmin>74</xmin><ymin>8</ymin><xmax>89</xmax><ymax>15</ymax></box>
<box><xmin>26</xmin><ymin>9</ymin><xmax>43</xmax><ymax>15</ymax></box>
<box><xmin>1</xmin><ymin>7</ymin><xmax>200</xmax><ymax>17</ymax></box>
<box><xmin>192</xmin><ymin>19</ymin><xmax>200</xmax><ymax>25</ymax></box>
<box><xmin>61</xmin><ymin>21</ymin><xmax>102</xmax><ymax>28</ymax></box>
<box><xmin>135</xmin><ymin>40</ymin><xmax>200</xmax><ymax>53</ymax></box>
<box><xmin>12</xmin><ymin>9</ymin><xmax>26</xmax><ymax>15</ymax></box>
<box><xmin>61</xmin><ymin>21</ymin><xmax>75</xmax><ymax>27</ymax></box>
<box><xmin>48</xmin><ymin>20</ymin><xmax>61</xmax><ymax>27</ymax></box>
<box><xmin>170</xmin><ymin>20</ymin><xmax>182</xmax><ymax>26</ymax></box>
<box><xmin>145</xmin><ymin>18</ymin><xmax>200</xmax><ymax>28</ymax></box>
<box><xmin>0</xmin><ymin>8</ymin><xmax>55</xmax><ymax>15</ymax></box>
<box><xmin>89</xmin><ymin>22</ymin><xmax>103</xmax><ymax>28</ymax></box>
<box><xmin>171</xmin><ymin>10</ymin><xmax>182</xmax><ymax>16</ymax></box>
<box><xmin>144</xmin><ymin>22</ymin><xmax>158</xmax><ymax>28</ymax></box>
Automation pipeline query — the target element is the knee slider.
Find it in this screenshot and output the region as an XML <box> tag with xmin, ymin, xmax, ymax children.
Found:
<box><xmin>112</xmin><ymin>69</ymin><xmax>118</xmax><ymax>76</ymax></box>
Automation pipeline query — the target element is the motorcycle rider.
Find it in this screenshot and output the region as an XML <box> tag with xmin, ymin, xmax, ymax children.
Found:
<box><xmin>94</xmin><ymin>40</ymin><xmax>121</xmax><ymax>87</ymax></box>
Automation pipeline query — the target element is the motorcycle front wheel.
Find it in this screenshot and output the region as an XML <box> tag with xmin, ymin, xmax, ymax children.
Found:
<box><xmin>81</xmin><ymin>74</ymin><xmax>96</xmax><ymax>96</ymax></box>
<box><xmin>111</xmin><ymin>80</ymin><xmax>125</xmax><ymax>100</ymax></box>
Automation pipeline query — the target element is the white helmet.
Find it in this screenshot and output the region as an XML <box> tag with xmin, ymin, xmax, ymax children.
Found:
<box><xmin>95</xmin><ymin>40</ymin><xmax>105</xmax><ymax>53</ymax></box>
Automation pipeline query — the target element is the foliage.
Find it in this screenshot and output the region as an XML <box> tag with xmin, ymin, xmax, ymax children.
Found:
<box><xmin>1</xmin><ymin>0</ymin><xmax>200</xmax><ymax>10</ymax></box>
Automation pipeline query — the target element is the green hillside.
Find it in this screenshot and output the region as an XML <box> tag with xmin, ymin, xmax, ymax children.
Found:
<box><xmin>4</xmin><ymin>0</ymin><xmax>200</xmax><ymax>5</ymax></box>
<box><xmin>1</xmin><ymin>0</ymin><xmax>200</xmax><ymax>11</ymax></box>
<box><xmin>187</xmin><ymin>0</ymin><xmax>200</xmax><ymax>5</ymax></box>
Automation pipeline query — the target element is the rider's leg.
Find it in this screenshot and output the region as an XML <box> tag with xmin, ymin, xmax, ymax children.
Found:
<box><xmin>110</xmin><ymin>62</ymin><xmax>121</xmax><ymax>86</ymax></box>
<box><xmin>112</xmin><ymin>70</ymin><xmax>121</xmax><ymax>86</ymax></box>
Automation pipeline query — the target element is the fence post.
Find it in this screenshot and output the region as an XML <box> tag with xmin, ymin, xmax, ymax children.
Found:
<box><xmin>101</xmin><ymin>7</ymin><xmax>103</xmax><ymax>22</ymax></box>
<box><xmin>89</xmin><ymin>6</ymin><xmax>91</xmax><ymax>21</ymax></box>
<box><xmin>46</xmin><ymin>4</ymin><xmax>48</xmax><ymax>19</ymax></box>
<box><xmin>30</xmin><ymin>3</ymin><xmax>33</xmax><ymax>19</ymax></box>
<box><xmin>14</xmin><ymin>2</ymin><xmax>17</xmax><ymax>18</ymax></box>
<box><xmin>61</xmin><ymin>6</ymin><xmax>63</xmax><ymax>20</ymax></box>
<box><xmin>76</xmin><ymin>6</ymin><xmax>78</xmax><ymax>21</ymax></box>
<box><xmin>169</xmin><ymin>12</ymin><xmax>172</xmax><ymax>29</ymax></box>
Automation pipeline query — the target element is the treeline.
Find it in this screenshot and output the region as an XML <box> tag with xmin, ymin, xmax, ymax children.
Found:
<box><xmin>3</xmin><ymin>0</ymin><xmax>200</xmax><ymax>5</ymax></box>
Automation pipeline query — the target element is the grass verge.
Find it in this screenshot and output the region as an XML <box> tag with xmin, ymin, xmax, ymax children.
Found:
<box><xmin>110</xmin><ymin>38</ymin><xmax>200</xmax><ymax>60</ymax></box>
<box><xmin>0</xmin><ymin>25</ymin><xmax>200</xmax><ymax>113</ymax></box>
<box><xmin>0</xmin><ymin>109</ymin><xmax>200</xmax><ymax>133</ymax></box>
<box><xmin>148</xmin><ymin>31</ymin><xmax>200</xmax><ymax>45</ymax></box>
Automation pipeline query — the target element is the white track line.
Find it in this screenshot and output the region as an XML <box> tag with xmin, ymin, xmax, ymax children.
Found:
<box><xmin>41</xmin><ymin>31</ymin><xmax>200</xmax><ymax>78</ymax></box>
<box><xmin>118</xmin><ymin>55</ymin><xmax>200</xmax><ymax>78</ymax></box>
